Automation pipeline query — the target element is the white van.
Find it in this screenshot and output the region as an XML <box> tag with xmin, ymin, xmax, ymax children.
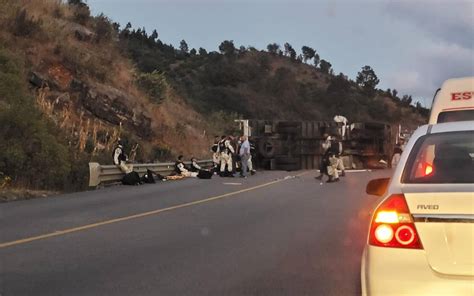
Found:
<box><xmin>429</xmin><ymin>77</ymin><xmax>474</xmax><ymax>124</ymax></box>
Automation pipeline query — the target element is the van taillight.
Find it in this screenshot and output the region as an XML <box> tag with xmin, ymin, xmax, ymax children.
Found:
<box><xmin>369</xmin><ymin>194</ymin><xmax>423</xmax><ymax>249</ymax></box>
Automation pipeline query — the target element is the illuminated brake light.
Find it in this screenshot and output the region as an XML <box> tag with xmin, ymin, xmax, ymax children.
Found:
<box><xmin>424</xmin><ymin>163</ymin><xmax>434</xmax><ymax>176</ymax></box>
<box><xmin>375</xmin><ymin>211</ymin><xmax>399</xmax><ymax>223</ymax></box>
<box><xmin>369</xmin><ymin>194</ymin><xmax>423</xmax><ymax>249</ymax></box>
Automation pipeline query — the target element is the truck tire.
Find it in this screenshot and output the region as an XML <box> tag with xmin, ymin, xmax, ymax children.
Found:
<box><xmin>258</xmin><ymin>138</ymin><xmax>276</xmax><ymax>158</ymax></box>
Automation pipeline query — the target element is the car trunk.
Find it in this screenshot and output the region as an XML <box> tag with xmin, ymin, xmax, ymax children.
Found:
<box><xmin>404</xmin><ymin>192</ymin><xmax>474</xmax><ymax>276</ymax></box>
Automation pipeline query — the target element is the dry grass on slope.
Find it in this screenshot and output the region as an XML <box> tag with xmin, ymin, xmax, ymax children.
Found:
<box><xmin>1</xmin><ymin>0</ymin><xmax>214</xmax><ymax>162</ymax></box>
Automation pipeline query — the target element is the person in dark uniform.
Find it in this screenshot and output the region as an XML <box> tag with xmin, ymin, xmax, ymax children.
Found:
<box><xmin>189</xmin><ymin>157</ymin><xmax>203</xmax><ymax>172</ymax></box>
<box><xmin>315</xmin><ymin>134</ymin><xmax>331</xmax><ymax>181</ymax></box>
<box><xmin>211</xmin><ymin>136</ymin><xmax>220</xmax><ymax>173</ymax></box>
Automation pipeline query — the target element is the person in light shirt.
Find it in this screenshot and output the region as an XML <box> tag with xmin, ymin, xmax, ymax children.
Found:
<box><xmin>239</xmin><ymin>135</ymin><xmax>251</xmax><ymax>178</ymax></box>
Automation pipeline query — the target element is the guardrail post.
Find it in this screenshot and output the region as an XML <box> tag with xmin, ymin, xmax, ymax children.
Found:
<box><xmin>89</xmin><ymin>162</ymin><xmax>101</xmax><ymax>187</ymax></box>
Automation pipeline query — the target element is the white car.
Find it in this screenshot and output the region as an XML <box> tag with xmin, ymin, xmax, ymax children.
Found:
<box><xmin>361</xmin><ymin>120</ymin><xmax>474</xmax><ymax>296</ymax></box>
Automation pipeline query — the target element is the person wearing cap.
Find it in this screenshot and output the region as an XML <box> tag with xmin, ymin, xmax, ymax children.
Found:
<box><xmin>113</xmin><ymin>139</ymin><xmax>133</xmax><ymax>174</ymax></box>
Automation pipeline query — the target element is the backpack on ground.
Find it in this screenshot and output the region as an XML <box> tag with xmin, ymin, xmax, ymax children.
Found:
<box><xmin>141</xmin><ymin>169</ymin><xmax>156</xmax><ymax>184</ymax></box>
<box><xmin>197</xmin><ymin>170</ymin><xmax>213</xmax><ymax>179</ymax></box>
<box><xmin>122</xmin><ymin>171</ymin><xmax>141</xmax><ymax>185</ymax></box>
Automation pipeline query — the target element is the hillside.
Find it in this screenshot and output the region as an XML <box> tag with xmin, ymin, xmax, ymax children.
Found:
<box><xmin>0</xmin><ymin>0</ymin><xmax>428</xmax><ymax>192</ymax></box>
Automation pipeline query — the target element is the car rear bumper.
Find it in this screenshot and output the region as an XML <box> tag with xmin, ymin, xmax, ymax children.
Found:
<box><xmin>361</xmin><ymin>245</ymin><xmax>474</xmax><ymax>296</ymax></box>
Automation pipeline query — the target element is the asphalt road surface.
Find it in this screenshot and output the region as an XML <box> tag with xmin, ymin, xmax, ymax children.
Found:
<box><xmin>1</xmin><ymin>169</ymin><xmax>391</xmax><ymax>296</ymax></box>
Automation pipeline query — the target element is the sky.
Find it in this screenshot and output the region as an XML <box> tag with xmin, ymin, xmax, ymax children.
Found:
<box><xmin>87</xmin><ymin>0</ymin><xmax>474</xmax><ymax>107</ymax></box>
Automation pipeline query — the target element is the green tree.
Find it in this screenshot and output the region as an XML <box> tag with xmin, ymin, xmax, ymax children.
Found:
<box><xmin>327</xmin><ymin>73</ymin><xmax>351</xmax><ymax>94</ymax></box>
<box><xmin>136</xmin><ymin>70</ymin><xmax>169</xmax><ymax>104</ymax></box>
<box><xmin>179</xmin><ymin>39</ymin><xmax>189</xmax><ymax>54</ymax></box>
<box><xmin>189</xmin><ymin>48</ymin><xmax>197</xmax><ymax>56</ymax></box>
<box><xmin>150</xmin><ymin>29</ymin><xmax>158</xmax><ymax>41</ymax></box>
<box><xmin>401</xmin><ymin>95</ymin><xmax>413</xmax><ymax>106</ymax></box>
<box><xmin>319</xmin><ymin>59</ymin><xmax>332</xmax><ymax>74</ymax></box>
<box><xmin>219</xmin><ymin>40</ymin><xmax>236</xmax><ymax>56</ymax></box>
<box><xmin>356</xmin><ymin>65</ymin><xmax>380</xmax><ymax>97</ymax></box>
<box><xmin>301</xmin><ymin>46</ymin><xmax>315</xmax><ymax>62</ymax></box>
<box><xmin>313</xmin><ymin>53</ymin><xmax>320</xmax><ymax>68</ymax></box>
<box><xmin>94</xmin><ymin>13</ymin><xmax>113</xmax><ymax>43</ymax></box>
<box><xmin>288</xmin><ymin>47</ymin><xmax>296</xmax><ymax>60</ymax></box>
<box><xmin>267</xmin><ymin>43</ymin><xmax>280</xmax><ymax>55</ymax></box>
<box><xmin>284</xmin><ymin>42</ymin><xmax>293</xmax><ymax>57</ymax></box>
<box><xmin>198</xmin><ymin>47</ymin><xmax>207</xmax><ymax>55</ymax></box>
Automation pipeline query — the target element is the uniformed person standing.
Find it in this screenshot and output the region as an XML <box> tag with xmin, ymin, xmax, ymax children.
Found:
<box><xmin>218</xmin><ymin>135</ymin><xmax>235</xmax><ymax>177</ymax></box>
<box><xmin>315</xmin><ymin>134</ymin><xmax>331</xmax><ymax>181</ymax></box>
<box><xmin>211</xmin><ymin>136</ymin><xmax>220</xmax><ymax>173</ymax></box>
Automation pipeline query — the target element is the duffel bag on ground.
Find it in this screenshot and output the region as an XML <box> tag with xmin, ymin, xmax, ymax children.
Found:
<box><xmin>197</xmin><ymin>170</ymin><xmax>213</xmax><ymax>179</ymax></box>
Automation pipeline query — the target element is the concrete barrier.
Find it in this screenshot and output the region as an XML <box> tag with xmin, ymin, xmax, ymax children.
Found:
<box><xmin>89</xmin><ymin>160</ymin><xmax>214</xmax><ymax>188</ymax></box>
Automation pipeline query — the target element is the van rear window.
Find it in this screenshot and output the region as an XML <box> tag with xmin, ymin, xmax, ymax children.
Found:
<box><xmin>437</xmin><ymin>110</ymin><xmax>474</xmax><ymax>123</ymax></box>
<box><xmin>402</xmin><ymin>131</ymin><xmax>474</xmax><ymax>184</ymax></box>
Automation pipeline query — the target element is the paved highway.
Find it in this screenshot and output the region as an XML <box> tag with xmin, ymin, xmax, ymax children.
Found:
<box><xmin>1</xmin><ymin>169</ymin><xmax>390</xmax><ymax>296</ymax></box>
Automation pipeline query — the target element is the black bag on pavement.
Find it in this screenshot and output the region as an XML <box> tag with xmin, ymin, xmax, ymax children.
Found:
<box><xmin>197</xmin><ymin>170</ymin><xmax>213</xmax><ymax>179</ymax></box>
<box><xmin>122</xmin><ymin>171</ymin><xmax>141</xmax><ymax>185</ymax></box>
<box><xmin>141</xmin><ymin>169</ymin><xmax>156</xmax><ymax>184</ymax></box>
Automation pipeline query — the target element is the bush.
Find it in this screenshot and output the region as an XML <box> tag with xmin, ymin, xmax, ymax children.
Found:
<box><xmin>12</xmin><ymin>8</ymin><xmax>42</xmax><ymax>37</ymax></box>
<box><xmin>136</xmin><ymin>70</ymin><xmax>169</xmax><ymax>104</ymax></box>
<box><xmin>94</xmin><ymin>13</ymin><xmax>114</xmax><ymax>43</ymax></box>
<box><xmin>69</xmin><ymin>1</ymin><xmax>90</xmax><ymax>25</ymax></box>
<box><xmin>0</xmin><ymin>48</ymin><xmax>72</xmax><ymax>189</ymax></box>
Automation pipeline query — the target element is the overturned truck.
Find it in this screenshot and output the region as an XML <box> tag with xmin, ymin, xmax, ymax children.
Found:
<box><xmin>236</xmin><ymin>119</ymin><xmax>396</xmax><ymax>170</ymax></box>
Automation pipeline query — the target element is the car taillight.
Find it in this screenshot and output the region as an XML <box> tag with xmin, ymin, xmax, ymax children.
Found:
<box><xmin>423</xmin><ymin>163</ymin><xmax>434</xmax><ymax>176</ymax></box>
<box><xmin>369</xmin><ymin>194</ymin><xmax>423</xmax><ymax>249</ymax></box>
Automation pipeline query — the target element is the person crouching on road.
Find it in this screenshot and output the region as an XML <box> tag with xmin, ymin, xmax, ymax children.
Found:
<box><xmin>326</xmin><ymin>136</ymin><xmax>345</xmax><ymax>183</ymax></box>
<box><xmin>113</xmin><ymin>139</ymin><xmax>133</xmax><ymax>174</ymax></box>
<box><xmin>175</xmin><ymin>155</ymin><xmax>198</xmax><ymax>177</ymax></box>
<box><xmin>218</xmin><ymin>135</ymin><xmax>235</xmax><ymax>177</ymax></box>
<box><xmin>239</xmin><ymin>135</ymin><xmax>251</xmax><ymax>178</ymax></box>
<box><xmin>326</xmin><ymin>152</ymin><xmax>341</xmax><ymax>182</ymax></box>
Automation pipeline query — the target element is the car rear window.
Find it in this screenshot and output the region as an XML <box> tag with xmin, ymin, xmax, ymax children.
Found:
<box><xmin>402</xmin><ymin>131</ymin><xmax>474</xmax><ymax>184</ymax></box>
<box><xmin>437</xmin><ymin>110</ymin><xmax>474</xmax><ymax>123</ymax></box>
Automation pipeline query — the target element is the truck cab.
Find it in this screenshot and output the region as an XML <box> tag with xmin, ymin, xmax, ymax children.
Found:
<box><xmin>429</xmin><ymin>77</ymin><xmax>474</xmax><ymax>124</ymax></box>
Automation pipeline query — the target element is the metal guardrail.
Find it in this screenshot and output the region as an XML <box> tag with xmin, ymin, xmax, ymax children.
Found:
<box><xmin>89</xmin><ymin>160</ymin><xmax>214</xmax><ymax>188</ymax></box>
